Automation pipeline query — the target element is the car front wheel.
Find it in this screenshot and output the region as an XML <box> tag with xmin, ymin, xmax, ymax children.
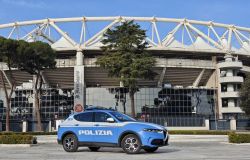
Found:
<box><xmin>144</xmin><ymin>147</ymin><xmax>158</xmax><ymax>153</ymax></box>
<box><xmin>121</xmin><ymin>134</ymin><xmax>142</xmax><ymax>154</ymax></box>
<box><xmin>63</xmin><ymin>134</ymin><xmax>78</xmax><ymax>152</ymax></box>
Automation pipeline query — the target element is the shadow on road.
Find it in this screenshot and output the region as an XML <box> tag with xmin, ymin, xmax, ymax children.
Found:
<box><xmin>76</xmin><ymin>147</ymin><xmax>180</xmax><ymax>154</ymax></box>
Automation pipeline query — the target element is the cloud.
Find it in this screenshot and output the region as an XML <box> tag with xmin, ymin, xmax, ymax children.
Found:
<box><xmin>0</xmin><ymin>0</ymin><xmax>48</xmax><ymax>9</ymax></box>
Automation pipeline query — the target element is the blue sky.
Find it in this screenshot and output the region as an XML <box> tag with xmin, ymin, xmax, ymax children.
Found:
<box><xmin>0</xmin><ymin>0</ymin><xmax>250</xmax><ymax>27</ymax></box>
<box><xmin>0</xmin><ymin>0</ymin><xmax>249</xmax><ymax>46</ymax></box>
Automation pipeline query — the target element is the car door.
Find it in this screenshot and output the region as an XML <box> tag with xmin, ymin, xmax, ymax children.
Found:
<box><xmin>92</xmin><ymin>111</ymin><xmax>118</xmax><ymax>144</ymax></box>
<box><xmin>73</xmin><ymin>112</ymin><xmax>95</xmax><ymax>142</ymax></box>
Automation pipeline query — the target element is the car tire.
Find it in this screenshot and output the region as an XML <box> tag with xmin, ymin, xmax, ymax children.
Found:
<box><xmin>144</xmin><ymin>147</ymin><xmax>158</xmax><ymax>153</ymax></box>
<box><xmin>62</xmin><ymin>134</ymin><xmax>78</xmax><ymax>152</ymax></box>
<box><xmin>88</xmin><ymin>147</ymin><xmax>101</xmax><ymax>152</ymax></box>
<box><xmin>121</xmin><ymin>134</ymin><xmax>142</xmax><ymax>154</ymax></box>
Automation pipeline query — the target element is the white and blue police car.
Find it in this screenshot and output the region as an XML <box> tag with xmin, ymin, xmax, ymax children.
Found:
<box><xmin>57</xmin><ymin>107</ymin><xmax>169</xmax><ymax>154</ymax></box>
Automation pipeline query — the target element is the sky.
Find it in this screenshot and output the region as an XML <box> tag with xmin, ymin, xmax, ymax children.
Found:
<box><xmin>0</xmin><ymin>0</ymin><xmax>249</xmax><ymax>27</ymax></box>
<box><xmin>0</xmin><ymin>0</ymin><xmax>250</xmax><ymax>46</ymax></box>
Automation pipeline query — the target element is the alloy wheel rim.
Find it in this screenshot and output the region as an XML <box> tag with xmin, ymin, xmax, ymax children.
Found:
<box><xmin>124</xmin><ymin>137</ymin><xmax>139</xmax><ymax>152</ymax></box>
<box><xmin>64</xmin><ymin>137</ymin><xmax>74</xmax><ymax>150</ymax></box>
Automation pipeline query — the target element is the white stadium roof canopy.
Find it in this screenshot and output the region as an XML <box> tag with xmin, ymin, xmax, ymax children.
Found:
<box><xmin>0</xmin><ymin>16</ymin><xmax>250</xmax><ymax>56</ymax></box>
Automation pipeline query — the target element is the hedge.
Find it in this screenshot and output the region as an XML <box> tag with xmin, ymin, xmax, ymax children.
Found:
<box><xmin>0</xmin><ymin>132</ymin><xmax>57</xmax><ymax>135</ymax></box>
<box><xmin>229</xmin><ymin>132</ymin><xmax>250</xmax><ymax>143</ymax></box>
<box><xmin>0</xmin><ymin>134</ymin><xmax>37</xmax><ymax>144</ymax></box>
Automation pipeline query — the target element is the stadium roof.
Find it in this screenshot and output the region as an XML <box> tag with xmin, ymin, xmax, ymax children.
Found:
<box><xmin>0</xmin><ymin>16</ymin><xmax>250</xmax><ymax>56</ymax></box>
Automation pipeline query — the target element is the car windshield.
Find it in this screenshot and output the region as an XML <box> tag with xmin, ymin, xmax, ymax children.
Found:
<box><xmin>110</xmin><ymin>112</ymin><xmax>136</xmax><ymax>122</ymax></box>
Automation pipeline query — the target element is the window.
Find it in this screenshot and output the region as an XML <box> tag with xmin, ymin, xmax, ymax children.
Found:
<box><xmin>222</xmin><ymin>99</ymin><xmax>228</xmax><ymax>107</ymax></box>
<box><xmin>221</xmin><ymin>84</ymin><xmax>227</xmax><ymax>92</ymax></box>
<box><xmin>94</xmin><ymin>112</ymin><xmax>112</xmax><ymax>122</ymax></box>
<box><xmin>74</xmin><ymin>112</ymin><xmax>93</xmax><ymax>122</ymax></box>
<box><xmin>110</xmin><ymin>112</ymin><xmax>135</xmax><ymax>122</ymax></box>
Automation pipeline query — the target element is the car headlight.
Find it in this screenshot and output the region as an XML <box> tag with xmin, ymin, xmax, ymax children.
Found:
<box><xmin>143</xmin><ymin>128</ymin><xmax>163</xmax><ymax>133</ymax></box>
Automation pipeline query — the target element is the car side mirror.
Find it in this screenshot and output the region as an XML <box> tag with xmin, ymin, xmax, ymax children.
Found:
<box><xmin>106</xmin><ymin>117</ymin><xmax>115</xmax><ymax>123</ymax></box>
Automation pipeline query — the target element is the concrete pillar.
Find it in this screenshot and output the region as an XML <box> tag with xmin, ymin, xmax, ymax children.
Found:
<box><xmin>215</xmin><ymin>58</ymin><xmax>223</xmax><ymax>119</ymax></box>
<box><xmin>76</xmin><ymin>50</ymin><xmax>83</xmax><ymax>66</ymax></box>
<box><xmin>226</xmin><ymin>69</ymin><xmax>233</xmax><ymax>77</ymax></box>
<box><xmin>0</xmin><ymin>121</ymin><xmax>2</xmax><ymax>131</ymax></box>
<box><xmin>225</xmin><ymin>54</ymin><xmax>233</xmax><ymax>62</ymax></box>
<box><xmin>205</xmin><ymin>119</ymin><xmax>210</xmax><ymax>130</ymax></box>
<box><xmin>227</xmin><ymin>84</ymin><xmax>234</xmax><ymax>92</ymax></box>
<box><xmin>56</xmin><ymin>119</ymin><xmax>64</xmax><ymax>131</ymax></box>
<box><xmin>22</xmin><ymin>121</ymin><xmax>28</xmax><ymax>132</ymax></box>
<box><xmin>230</xmin><ymin>119</ymin><xmax>237</xmax><ymax>130</ymax></box>
<box><xmin>228</xmin><ymin>99</ymin><xmax>235</xmax><ymax>107</ymax></box>
<box><xmin>74</xmin><ymin>49</ymin><xmax>85</xmax><ymax>112</ymax></box>
<box><xmin>48</xmin><ymin>120</ymin><xmax>52</xmax><ymax>132</ymax></box>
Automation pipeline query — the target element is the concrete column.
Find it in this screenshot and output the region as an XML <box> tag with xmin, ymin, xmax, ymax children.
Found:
<box><xmin>215</xmin><ymin>58</ymin><xmax>223</xmax><ymax>119</ymax></box>
<box><xmin>0</xmin><ymin>121</ymin><xmax>2</xmax><ymax>131</ymax></box>
<box><xmin>56</xmin><ymin>119</ymin><xmax>64</xmax><ymax>131</ymax></box>
<box><xmin>227</xmin><ymin>84</ymin><xmax>234</xmax><ymax>92</ymax></box>
<box><xmin>74</xmin><ymin>49</ymin><xmax>85</xmax><ymax>112</ymax></box>
<box><xmin>225</xmin><ymin>54</ymin><xmax>233</xmax><ymax>62</ymax></box>
<box><xmin>205</xmin><ymin>119</ymin><xmax>210</xmax><ymax>130</ymax></box>
<box><xmin>230</xmin><ymin>118</ymin><xmax>237</xmax><ymax>130</ymax></box>
<box><xmin>228</xmin><ymin>99</ymin><xmax>235</xmax><ymax>107</ymax></box>
<box><xmin>76</xmin><ymin>50</ymin><xmax>83</xmax><ymax>66</ymax></box>
<box><xmin>22</xmin><ymin>121</ymin><xmax>28</xmax><ymax>132</ymax></box>
<box><xmin>32</xmin><ymin>75</ymin><xmax>37</xmax><ymax>131</ymax></box>
<box><xmin>226</xmin><ymin>69</ymin><xmax>233</xmax><ymax>77</ymax></box>
<box><xmin>48</xmin><ymin>120</ymin><xmax>52</xmax><ymax>132</ymax></box>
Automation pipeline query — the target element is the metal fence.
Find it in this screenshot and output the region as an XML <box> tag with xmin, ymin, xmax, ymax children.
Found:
<box><xmin>210</xmin><ymin>119</ymin><xmax>230</xmax><ymax>130</ymax></box>
<box><xmin>236</xmin><ymin>119</ymin><xmax>250</xmax><ymax>130</ymax></box>
<box><xmin>1</xmin><ymin>120</ymin><xmax>23</xmax><ymax>132</ymax></box>
<box><xmin>142</xmin><ymin>116</ymin><xmax>205</xmax><ymax>127</ymax></box>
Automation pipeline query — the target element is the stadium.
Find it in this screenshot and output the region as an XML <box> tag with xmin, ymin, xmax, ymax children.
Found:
<box><xmin>0</xmin><ymin>16</ymin><xmax>250</xmax><ymax>131</ymax></box>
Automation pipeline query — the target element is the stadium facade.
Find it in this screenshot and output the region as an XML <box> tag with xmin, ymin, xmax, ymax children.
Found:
<box><xmin>0</xmin><ymin>17</ymin><xmax>250</xmax><ymax>131</ymax></box>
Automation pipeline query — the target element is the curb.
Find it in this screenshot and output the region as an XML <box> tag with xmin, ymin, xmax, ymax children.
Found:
<box><xmin>0</xmin><ymin>144</ymin><xmax>38</xmax><ymax>147</ymax></box>
<box><xmin>220</xmin><ymin>142</ymin><xmax>250</xmax><ymax>146</ymax></box>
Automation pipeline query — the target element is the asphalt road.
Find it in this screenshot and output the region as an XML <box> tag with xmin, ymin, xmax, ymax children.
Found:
<box><xmin>0</xmin><ymin>141</ymin><xmax>250</xmax><ymax>160</ymax></box>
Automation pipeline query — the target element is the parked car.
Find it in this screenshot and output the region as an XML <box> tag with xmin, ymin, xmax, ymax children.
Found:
<box><xmin>57</xmin><ymin>107</ymin><xmax>169</xmax><ymax>154</ymax></box>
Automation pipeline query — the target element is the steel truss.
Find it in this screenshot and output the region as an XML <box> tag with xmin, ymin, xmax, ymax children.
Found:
<box><xmin>0</xmin><ymin>16</ymin><xmax>250</xmax><ymax>55</ymax></box>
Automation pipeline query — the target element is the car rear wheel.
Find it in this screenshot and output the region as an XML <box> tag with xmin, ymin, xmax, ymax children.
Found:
<box><xmin>88</xmin><ymin>147</ymin><xmax>101</xmax><ymax>151</ymax></box>
<box><xmin>121</xmin><ymin>134</ymin><xmax>141</xmax><ymax>154</ymax></box>
<box><xmin>63</xmin><ymin>134</ymin><xmax>78</xmax><ymax>152</ymax></box>
<box><xmin>144</xmin><ymin>147</ymin><xmax>158</xmax><ymax>153</ymax></box>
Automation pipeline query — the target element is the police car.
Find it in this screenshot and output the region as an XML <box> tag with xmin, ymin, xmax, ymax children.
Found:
<box><xmin>57</xmin><ymin>107</ymin><xmax>169</xmax><ymax>154</ymax></box>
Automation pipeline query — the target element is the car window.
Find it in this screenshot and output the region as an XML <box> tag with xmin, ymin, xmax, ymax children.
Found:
<box><xmin>94</xmin><ymin>112</ymin><xmax>112</xmax><ymax>122</ymax></box>
<box><xmin>110</xmin><ymin>112</ymin><xmax>136</xmax><ymax>122</ymax></box>
<box><xmin>74</xmin><ymin>112</ymin><xmax>93</xmax><ymax>122</ymax></box>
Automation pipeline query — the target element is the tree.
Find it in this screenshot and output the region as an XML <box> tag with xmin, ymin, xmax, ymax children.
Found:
<box><xmin>17</xmin><ymin>41</ymin><xmax>56</xmax><ymax>131</ymax></box>
<box><xmin>0</xmin><ymin>37</ymin><xmax>19</xmax><ymax>131</ymax></box>
<box><xmin>239</xmin><ymin>73</ymin><xmax>250</xmax><ymax>115</ymax></box>
<box><xmin>96</xmin><ymin>21</ymin><xmax>156</xmax><ymax>118</ymax></box>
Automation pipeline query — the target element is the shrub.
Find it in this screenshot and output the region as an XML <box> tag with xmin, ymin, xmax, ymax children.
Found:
<box><xmin>0</xmin><ymin>134</ymin><xmax>35</xmax><ymax>144</ymax></box>
<box><xmin>229</xmin><ymin>132</ymin><xmax>250</xmax><ymax>143</ymax></box>
<box><xmin>0</xmin><ymin>132</ymin><xmax>57</xmax><ymax>135</ymax></box>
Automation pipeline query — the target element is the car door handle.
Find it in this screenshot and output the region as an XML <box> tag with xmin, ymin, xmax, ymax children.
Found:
<box><xmin>74</xmin><ymin>124</ymin><xmax>79</xmax><ymax>126</ymax></box>
<box><xmin>94</xmin><ymin>124</ymin><xmax>100</xmax><ymax>126</ymax></box>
